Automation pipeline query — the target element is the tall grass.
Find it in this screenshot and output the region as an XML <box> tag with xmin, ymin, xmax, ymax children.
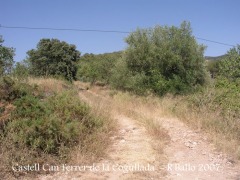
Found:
<box><xmin>28</xmin><ymin>77</ymin><xmax>71</xmax><ymax>94</ymax></box>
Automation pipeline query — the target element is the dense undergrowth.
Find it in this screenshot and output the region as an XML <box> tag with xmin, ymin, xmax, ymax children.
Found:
<box><xmin>0</xmin><ymin>76</ymin><xmax>113</xmax><ymax>178</ymax></box>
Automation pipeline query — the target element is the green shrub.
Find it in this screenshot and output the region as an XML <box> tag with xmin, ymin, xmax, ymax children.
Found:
<box><xmin>2</xmin><ymin>90</ymin><xmax>105</xmax><ymax>163</ymax></box>
<box><xmin>217</xmin><ymin>45</ymin><xmax>240</xmax><ymax>80</ymax></box>
<box><xmin>186</xmin><ymin>77</ymin><xmax>240</xmax><ymax>140</ymax></box>
<box><xmin>0</xmin><ymin>76</ymin><xmax>39</xmax><ymax>102</ymax></box>
<box><xmin>77</xmin><ymin>52</ymin><xmax>122</xmax><ymax>84</ymax></box>
<box><xmin>12</xmin><ymin>95</ymin><xmax>49</xmax><ymax>119</ymax></box>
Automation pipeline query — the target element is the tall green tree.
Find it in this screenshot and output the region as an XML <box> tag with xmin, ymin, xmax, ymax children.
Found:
<box><xmin>0</xmin><ymin>36</ymin><xmax>15</xmax><ymax>76</ymax></box>
<box><xmin>27</xmin><ymin>39</ymin><xmax>80</xmax><ymax>81</ymax></box>
<box><xmin>125</xmin><ymin>21</ymin><xmax>208</xmax><ymax>94</ymax></box>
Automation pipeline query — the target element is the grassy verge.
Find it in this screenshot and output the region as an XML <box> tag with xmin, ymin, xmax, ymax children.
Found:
<box><xmin>158</xmin><ymin>79</ymin><xmax>240</xmax><ymax>160</ymax></box>
<box><xmin>0</xmin><ymin>77</ymin><xmax>114</xmax><ymax>179</ymax></box>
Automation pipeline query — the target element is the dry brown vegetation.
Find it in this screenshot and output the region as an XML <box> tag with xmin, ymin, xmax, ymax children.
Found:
<box><xmin>0</xmin><ymin>78</ymin><xmax>115</xmax><ymax>179</ymax></box>
<box><xmin>82</xmin><ymin>82</ymin><xmax>240</xmax><ymax>161</ymax></box>
<box><xmin>158</xmin><ymin>94</ymin><xmax>240</xmax><ymax>161</ymax></box>
<box><xmin>75</xmin><ymin>81</ymin><xmax>170</xmax><ymax>156</ymax></box>
<box><xmin>28</xmin><ymin>77</ymin><xmax>71</xmax><ymax>94</ymax></box>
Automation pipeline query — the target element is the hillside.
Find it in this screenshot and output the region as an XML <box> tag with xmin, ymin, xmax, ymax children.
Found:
<box><xmin>205</xmin><ymin>54</ymin><xmax>227</xmax><ymax>61</ymax></box>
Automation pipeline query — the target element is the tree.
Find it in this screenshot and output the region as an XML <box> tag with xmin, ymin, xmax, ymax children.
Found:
<box><xmin>125</xmin><ymin>21</ymin><xmax>208</xmax><ymax>95</ymax></box>
<box><xmin>218</xmin><ymin>45</ymin><xmax>240</xmax><ymax>80</ymax></box>
<box><xmin>27</xmin><ymin>38</ymin><xmax>80</xmax><ymax>81</ymax></box>
<box><xmin>77</xmin><ymin>52</ymin><xmax>122</xmax><ymax>83</ymax></box>
<box><xmin>13</xmin><ymin>60</ymin><xmax>29</xmax><ymax>79</ymax></box>
<box><xmin>0</xmin><ymin>36</ymin><xmax>15</xmax><ymax>76</ymax></box>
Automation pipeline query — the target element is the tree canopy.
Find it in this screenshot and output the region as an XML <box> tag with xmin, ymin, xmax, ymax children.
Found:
<box><xmin>217</xmin><ymin>45</ymin><xmax>240</xmax><ymax>81</ymax></box>
<box><xmin>0</xmin><ymin>36</ymin><xmax>15</xmax><ymax>76</ymax></box>
<box><xmin>124</xmin><ymin>21</ymin><xmax>208</xmax><ymax>94</ymax></box>
<box><xmin>27</xmin><ymin>38</ymin><xmax>80</xmax><ymax>81</ymax></box>
<box><xmin>77</xmin><ymin>51</ymin><xmax>122</xmax><ymax>83</ymax></box>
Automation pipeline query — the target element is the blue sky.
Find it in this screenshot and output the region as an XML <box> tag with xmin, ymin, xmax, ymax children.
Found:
<box><xmin>1</xmin><ymin>0</ymin><xmax>239</xmax><ymax>62</ymax></box>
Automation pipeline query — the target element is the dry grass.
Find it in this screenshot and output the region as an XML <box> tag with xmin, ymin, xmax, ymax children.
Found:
<box><xmin>75</xmin><ymin>82</ymin><xmax>170</xmax><ymax>153</ymax></box>
<box><xmin>88</xmin><ymin>82</ymin><xmax>240</xmax><ymax>161</ymax></box>
<box><xmin>74</xmin><ymin>81</ymin><xmax>240</xmax><ymax>161</ymax></box>
<box><xmin>28</xmin><ymin>77</ymin><xmax>71</xmax><ymax>94</ymax></box>
<box><xmin>111</xmin><ymin>92</ymin><xmax>170</xmax><ymax>145</ymax></box>
<box><xmin>70</xmin><ymin>105</ymin><xmax>115</xmax><ymax>165</ymax></box>
<box><xmin>75</xmin><ymin>82</ymin><xmax>170</xmax><ymax>177</ymax></box>
<box><xmin>157</xmin><ymin>94</ymin><xmax>240</xmax><ymax>161</ymax></box>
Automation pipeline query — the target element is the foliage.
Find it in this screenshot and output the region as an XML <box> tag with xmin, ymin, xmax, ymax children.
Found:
<box><xmin>109</xmin><ymin>58</ymin><xmax>133</xmax><ymax>89</ymax></box>
<box><xmin>214</xmin><ymin>77</ymin><xmax>240</xmax><ymax>117</ymax></box>
<box><xmin>77</xmin><ymin>22</ymin><xmax>209</xmax><ymax>96</ymax></box>
<box><xmin>217</xmin><ymin>45</ymin><xmax>240</xmax><ymax>80</ymax></box>
<box><xmin>0</xmin><ymin>36</ymin><xmax>15</xmax><ymax>76</ymax></box>
<box><xmin>1</xmin><ymin>85</ymin><xmax>110</xmax><ymax>177</ymax></box>
<box><xmin>27</xmin><ymin>38</ymin><xmax>80</xmax><ymax>81</ymax></box>
<box><xmin>5</xmin><ymin>90</ymin><xmax>95</xmax><ymax>155</ymax></box>
<box><xmin>77</xmin><ymin>51</ymin><xmax>122</xmax><ymax>83</ymax></box>
<box><xmin>0</xmin><ymin>76</ymin><xmax>37</xmax><ymax>102</ymax></box>
<box><xmin>206</xmin><ymin>60</ymin><xmax>220</xmax><ymax>78</ymax></box>
<box><xmin>124</xmin><ymin>21</ymin><xmax>208</xmax><ymax>95</ymax></box>
<box><xmin>13</xmin><ymin>95</ymin><xmax>48</xmax><ymax>119</ymax></box>
<box><xmin>12</xmin><ymin>61</ymin><xmax>30</xmax><ymax>80</ymax></box>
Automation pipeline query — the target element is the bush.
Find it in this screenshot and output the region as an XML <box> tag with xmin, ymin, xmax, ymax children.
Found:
<box><xmin>77</xmin><ymin>52</ymin><xmax>122</xmax><ymax>84</ymax></box>
<box><xmin>13</xmin><ymin>95</ymin><xmax>49</xmax><ymax>119</ymax></box>
<box><xmin>12</xmin><ymin>61</ymin><xmax>29</xmax><ymax>80</ymax></box>
<box><xmin>0</xmin><ymin>88</ymin><xmax>110</xmax><ymax>178</ymax></box>
<box><xmin>217</xmin><ymin>45</ymin><xmax>240</xmax><ymax>80</ymax></box>
<box><xmin>3</xmin><ymin>90</ymin><xmax>102</xmax><ymax>155</ymax></box>
<box><xmin>0</xmin><ymin>76</ymin><xmax>38</xmax><ymax>102</ymax></box>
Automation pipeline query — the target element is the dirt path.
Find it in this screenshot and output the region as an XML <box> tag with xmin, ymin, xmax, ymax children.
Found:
<box><xmin>38</xmin><ymin>89</ymin><xmax>165</xmax><ymax>180</ymax></box>
<box><xmin>38</xmin><ymin>86</ymin><xmax>240</xmax><ymax>180</ymax></box>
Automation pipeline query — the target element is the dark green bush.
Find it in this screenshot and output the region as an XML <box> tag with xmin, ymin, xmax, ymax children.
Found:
<box><xmin>0</xmin><ymin>76</ymin><xmax>39</xmax><ymax>102</ymax></box>
<box><xmin>13</xmin><ymin>95</ymin><xmax>49</xmax><ymax>119</ymax></box>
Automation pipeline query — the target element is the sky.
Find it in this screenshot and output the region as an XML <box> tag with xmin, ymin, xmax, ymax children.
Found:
<box><xmin>1</xmin><ymin>0</ymin><xmax>239</xmax><ymax>62</ymax></box>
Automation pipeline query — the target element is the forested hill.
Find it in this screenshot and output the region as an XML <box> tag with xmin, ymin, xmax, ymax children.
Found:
<box><xmin>205</xmin><ymin>54</ymin><xmax>227</xmax><ymax>61</ymax></box>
